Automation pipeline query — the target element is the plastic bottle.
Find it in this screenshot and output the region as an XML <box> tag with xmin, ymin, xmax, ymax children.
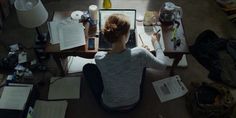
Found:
<box><xmin>103</xmin><ymin>0</ymin><xmax>112</xmax><ymax>9</ymax></box>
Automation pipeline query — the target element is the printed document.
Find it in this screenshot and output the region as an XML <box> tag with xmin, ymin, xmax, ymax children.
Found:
<box><xmin>152</xmin><ymin>75</ymin><xmax>188</xmax><ymax>102</ymax></box>
<box><xmin>58</xmin><ymin>22</ymin><xmax>86</xmax><ymax>50</ymax></box>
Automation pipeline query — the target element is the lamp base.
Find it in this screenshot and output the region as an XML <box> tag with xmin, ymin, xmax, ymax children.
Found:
<box><xmin>34</xmin><ymin>32</ymin><xmax>49</xmax><ymax>62</ymax></box>
<box><xmin>35</xmin><ymin>32</ymin><xmax>48</xmax><ymax>44</ymax></box>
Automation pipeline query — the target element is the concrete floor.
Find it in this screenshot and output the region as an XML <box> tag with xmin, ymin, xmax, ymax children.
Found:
<box><xmin>0</xmin><ymin>0</ymin><xmax>236</xmax><ymax>118</ymax></box>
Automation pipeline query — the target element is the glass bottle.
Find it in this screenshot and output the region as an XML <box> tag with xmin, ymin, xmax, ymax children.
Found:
<box><xmin>103</xmin><ymin>0</ymin><xmax>112</xmax><ymax>9</ymax></box>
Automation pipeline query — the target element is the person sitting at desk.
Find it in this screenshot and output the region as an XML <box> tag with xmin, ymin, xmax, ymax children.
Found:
<box><xmin>83</xmin><ymin>13</ymin><xmax>167</xmax><ymax>111</ymax></box>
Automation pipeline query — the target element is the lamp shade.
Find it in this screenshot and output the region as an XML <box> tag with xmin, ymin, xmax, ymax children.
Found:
<box><xmin>14</xmin><ymin>0</ymin><xmax>48</xmax><ymax>28</ymax></box>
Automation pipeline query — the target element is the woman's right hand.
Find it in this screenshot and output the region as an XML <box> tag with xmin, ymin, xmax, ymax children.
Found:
<box><xmin>151</xmin><ymin>32</ymin><xmax>161</xmax><ymax>45</ymax></box>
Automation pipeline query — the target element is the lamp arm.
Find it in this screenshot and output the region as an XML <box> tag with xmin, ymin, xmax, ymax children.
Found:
<box><xmin>35</xmin><ymin>27</ymin><xmax>44</xmax><ymax>40</ymax></box>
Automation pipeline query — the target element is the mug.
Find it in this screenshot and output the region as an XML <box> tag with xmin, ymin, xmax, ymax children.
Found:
<box><xmin>143</xmin><ymin>11</ymin><xmax>158</xmax><ymax>26</ymax></box>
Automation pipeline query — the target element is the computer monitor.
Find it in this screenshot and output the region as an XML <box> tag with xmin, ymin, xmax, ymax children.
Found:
<box><xmin>99</xmin><ymin>9</ymin><xmax>136</xmax><ymax>30</ymax></box>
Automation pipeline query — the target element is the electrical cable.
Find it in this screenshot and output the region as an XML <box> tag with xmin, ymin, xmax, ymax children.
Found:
<box><xmin>49</xmin><ymin>77</ymin><xmax>64</xmax><ymax>85</ymax></box>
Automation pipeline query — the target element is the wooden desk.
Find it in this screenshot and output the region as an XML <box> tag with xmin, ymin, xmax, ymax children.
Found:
<box><xmin>46</xmin><ymin>11</ymin><xmax>98</xmax><ymax>76</ymax></box>
<box><xmin>156</xmin><ymin>11</ymin><xmax>189</xmax><ymax>75</ymax></box>
<box><xmin>161</xmin><ymin>20</ymin><xmax>189</xmax><ymax>75</ymax></box>
<box><xmin>45</xmin><ymin>11</ymin><xmax>189</xmax><ymax>76</ymax></box>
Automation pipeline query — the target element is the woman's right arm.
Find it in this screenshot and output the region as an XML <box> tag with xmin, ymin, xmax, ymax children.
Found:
<box><xmin>141</xmin><ymin>33</ymin><xmax>167</xmax><ymax>70</ymax></box>
<box><xmin>152</xmin><ymin>33</ymin><xmax>167</xmax><ymax>64</ymax></box>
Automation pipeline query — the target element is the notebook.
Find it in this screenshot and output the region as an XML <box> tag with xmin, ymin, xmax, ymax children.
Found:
<box><xmin>48</xmin><ymin>76</ymin><xmax>81</xmax><ymax>100</ymax></box>
<box><xmin>0</xmin><ymin>85</ymin><xmax>32</xmax><ymax>110</ymax></box>
<box><xmin>99</xmin><ymin>9</ymin><xmax>137</xmax><ymax>50</ymax></box>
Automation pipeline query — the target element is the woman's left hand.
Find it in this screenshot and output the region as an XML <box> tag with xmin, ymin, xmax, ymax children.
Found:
<box><xmin>142</xmin><ymin>44</ymin><xmax>150</xmax><ymax>51</ymax></box>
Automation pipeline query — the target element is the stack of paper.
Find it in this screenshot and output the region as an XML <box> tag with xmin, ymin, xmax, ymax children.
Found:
<box><xmin>0</xmin><ymin>84</ymin><xmax>33</xmax><ymax>110</ymax></box>
<box><xmin>58</xmin><ymin>22</ymin><xmax>86</xmax><ymax>50</ymax></box>
<box><xmin>152</xmin><ymin>75</ymin><xmax>188</xmax><ymax>103</ymax></box>
<box><xmin>48</xmin><ymin>21</ymin><xmax>60</xmax><ymax>44</ymax></box>
<box><xmin>48</xmin><ymin>21</ymin><xmax>86</xmax><ymax>50</ymax></box>
<box><xmin>32</xmin><ymin>100</ymin><xmax>67</xmax><ymax>118</ymax></box>
<box><xmin>48</xmin><ymin>76</ymin><xmax>81</xmax><ymax>100</ymax></box>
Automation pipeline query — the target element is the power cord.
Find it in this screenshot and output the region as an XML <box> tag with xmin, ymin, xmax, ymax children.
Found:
<box><xmin>49</xmin><ymin>77</ymin><xmax>64</xmax><ymax>85</ymax></box>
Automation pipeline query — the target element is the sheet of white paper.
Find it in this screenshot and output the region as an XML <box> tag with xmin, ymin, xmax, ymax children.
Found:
<box><xmin>0</xmin><ymin>86</ymin><xmax>32</xmax><ymax>110</ymax></box>
<box><xmin>48</xmin><ymin>76</ymin><xmax>81</xmax><ymax>100</ymax></box>
<box><xmin>58</xmin><ymin>22</ymin><xmax>86</xmax><ymax>50</ymax></box>
<box><xmin>9</xmin><ymin>44</ymin><xmax>19</xmax><ymax>51</ymax></box>
<box><xmin>152</xmin><ymin>75</ymin><xmax>188</xmax><ymax>103</ymax></box>
<box><xmin>48</xmin><ymin>21</ymin><xmax>61</xmax><ymax>44</ymax></box>
<box><xmin>6</xmin><ymin>75</ymin><xmax>14</xmax><ymax>80</ymax></box>
<box><xmin>32</xmin><ymin>100</ymin><xmax>67</xmax><ymax>118</ymax></box>
<box><xmin>67</xmin><ymin>56</ymin><xmax>95</xmax><ymax>73</ymax></box>
<box><xmin>137</xmin><ymin>25</ymin><xmax>165</xmax><ymax>51</ymax></box>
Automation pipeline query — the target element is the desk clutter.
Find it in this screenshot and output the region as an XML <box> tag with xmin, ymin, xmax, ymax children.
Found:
<box><xmin>0</xmin><ymin>43</ymin><xmax>48</xmax><ymax>84</ymax></box>
<box><xmin>48</xmin><ymin>5</ymin><xmax>98</xmax><ymax>51</ymax></box>
<box><xmin>48</xmin><ymin>19</ymin><xmax>86</xmax><ymax>50</ymax></box>
<box><xmin>0</xmin><ymin>76</ymin><xmax>80</xmax><ymax>118</ymax></box>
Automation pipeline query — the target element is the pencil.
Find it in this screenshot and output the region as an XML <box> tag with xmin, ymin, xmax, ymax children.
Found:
<box><xmin>138</xmin><ymin>34</ymin><xmax>145</xmax><ymax>45</ymax></box>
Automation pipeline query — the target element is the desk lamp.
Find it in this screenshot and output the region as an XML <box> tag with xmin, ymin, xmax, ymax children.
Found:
<box><xmin>14</xmin><ymin>0</ymin><xmax>48</xmax><ymax>43</ymax></box>
<box><xmin>14</xmin><ymin>0</ymin><xmax>49</xmax><ymax>61</ymax></box>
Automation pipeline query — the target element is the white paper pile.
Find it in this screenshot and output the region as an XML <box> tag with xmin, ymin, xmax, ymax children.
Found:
<box><xmin>48</xmin><ymin>20</ymin><xmax>86</xmax><ymax>50</ymax></box>
<box><xmin>58</xmin><ymin>22</ymin><xmax>86</xmax><ymax>50</ymax></box>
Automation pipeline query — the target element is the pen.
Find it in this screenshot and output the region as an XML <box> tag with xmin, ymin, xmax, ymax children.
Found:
<box><xmin>153</xmin><ymin>26</ymin><xmax>162</xmax><ymax>50</ymax></box>
<box><xmin>153</xmin><ymin>26</ymin><xmax>161</xmax><ymax>33</ymax></box>
<box><xmin>138</xmin><ymin>34</ymin><xmax>150</xmax><ymax>50</ymax></box>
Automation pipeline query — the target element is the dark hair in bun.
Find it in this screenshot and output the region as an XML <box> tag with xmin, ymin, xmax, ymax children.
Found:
<box><xmin>103</xmin><ymin>14</ymin><xmax>130</xmax><ymax>43</ymax></box>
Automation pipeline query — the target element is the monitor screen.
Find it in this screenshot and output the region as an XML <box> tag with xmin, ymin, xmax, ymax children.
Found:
<box><xmin>99</xmin><ymin>9</ymin><xmax>136</xmax><ymax>30</ymax></box>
